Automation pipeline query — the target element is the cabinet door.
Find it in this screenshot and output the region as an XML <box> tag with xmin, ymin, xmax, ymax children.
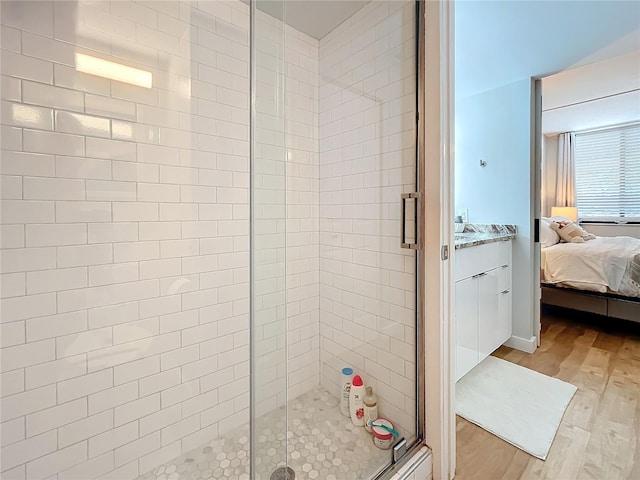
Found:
<box><xmin>498</xmin><ymin>239</ymin><xmax>512</xmax><ymax>267</ymax></box>
<box><xmin>455</xmin><ymin>277</ymin><xmax>478</xmax><ymax>381</ymax></box>
<box><xmin>498</xmin><ymin>265</ymin><xmax>510</xmax><ymax>293</ymax></box>
<box><xmin>498</xmin><ymin>289</ymin><xmax>512</xmax><ymax>345</ymax></box>
<box><xmin>477</xmin><ymin>269</ymin><xmax>500</xmax><ymax>361</ymax></box>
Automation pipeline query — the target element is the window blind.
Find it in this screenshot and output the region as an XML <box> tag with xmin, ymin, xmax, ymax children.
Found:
<box><xmin>574</xmin><ymin>122</ymin><xmax>640</xmax><ymax>222</ymax></box>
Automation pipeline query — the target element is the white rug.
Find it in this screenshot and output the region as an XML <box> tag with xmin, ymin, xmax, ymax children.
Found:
<box><xmin>456</xmin><ymin>356</ymin><xmax>577</xmax><ymax>460</ymax></box>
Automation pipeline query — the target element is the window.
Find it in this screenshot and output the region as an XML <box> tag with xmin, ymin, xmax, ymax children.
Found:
<box><xmin>574</xmin><ymin>123</ymin><xmax>640</xmax><ymax>223</ymax></box>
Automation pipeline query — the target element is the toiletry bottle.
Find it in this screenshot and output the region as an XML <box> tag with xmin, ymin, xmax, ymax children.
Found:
<box><xmin>363</xmin><ymin>386</ymin><xmax>378</xmax><ymax>432</ymax></box>
<box><xmin>340</xmin><ymin>367</ymin><xmax>353</xmax><ymax>417</ymax></box>
<box><xmin>349</xmin><ymin>375</ymin><xmax>365</xmax><ymax>426</ymax></box>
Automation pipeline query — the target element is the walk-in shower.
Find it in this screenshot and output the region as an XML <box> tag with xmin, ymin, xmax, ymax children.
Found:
<box><xmin>0</xmin><ymin>1</ymin><xmax>423</xmax><ymax>479</ymax></box>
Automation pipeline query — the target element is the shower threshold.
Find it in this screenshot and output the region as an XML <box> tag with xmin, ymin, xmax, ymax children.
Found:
<box><xmin>136</xmin><ymin>385</ymin><xmax>388</xmax><ymax>480</ymax></box>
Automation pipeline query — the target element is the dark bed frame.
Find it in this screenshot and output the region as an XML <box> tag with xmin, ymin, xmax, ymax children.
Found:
<box><xmin>541</xmin><ymin>283</ymin><xmax>640</xmax><ymax>323</ymax></box>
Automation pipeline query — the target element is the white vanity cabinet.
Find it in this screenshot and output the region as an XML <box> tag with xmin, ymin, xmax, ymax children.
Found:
<box><xmin>454</xmin><ymin>239</ymin><xmax>512</xmax><ymax>382</ymax></box>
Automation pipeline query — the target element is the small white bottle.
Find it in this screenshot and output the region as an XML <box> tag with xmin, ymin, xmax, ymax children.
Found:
<box><xmin>340</xmin><ymin>367</ymin><xmax>353</xmax><ymax>417</ymax></box>
<box><xmin>363</xmin><ymin>386</ymin><xmax>378</xmax><ymax>433</ymax></box>
<box><xmin>349</xmin><ymin>374</ymin><xmax>366</xmax><ymax>426</ymax></box>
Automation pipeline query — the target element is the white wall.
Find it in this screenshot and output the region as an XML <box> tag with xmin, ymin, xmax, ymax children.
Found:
<box><xmin>318</xmin><ymin>0</ymin><xmax>417</xmax><ymax>438</ymax></box>
<box><xmin>0</xmin><ymin>1</ymin><xmax>319</xmax><ymax>478</ymax></box>
<box><xmin>455</xmin><ymin>78</ymin><xmax>535</xmax><ymax>342</ymax></box>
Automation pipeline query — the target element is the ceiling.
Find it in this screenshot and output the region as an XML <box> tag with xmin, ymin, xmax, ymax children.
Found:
<box><xmin>542</xmin><ymin>90</ymin><xmax>640</xmax><ymax>134</ymax></box>
<box><xmin>255</xmin><ymin>0</ymin><xmax>371</xmax><ymax>40</ymax></box>
<box><xmin>542</xmin><ymin>50</ymin><xmax>640</xmax><ymax>134</ymax></box>
<box><xmin>455</xmin><ymin>0</ymin><xmax>640</xmax><ymax>99</ymax></box>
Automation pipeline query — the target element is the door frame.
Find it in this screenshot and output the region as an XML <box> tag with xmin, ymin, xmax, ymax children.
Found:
<box><xmin>533</xmin><ymin>79</ymin><xmax>543</xmax><ymax>346</ymax></box>
<box><xmin>423</xmin><ymin>1</ymin><xmax>455</xmax><ymax>479</ymax></box>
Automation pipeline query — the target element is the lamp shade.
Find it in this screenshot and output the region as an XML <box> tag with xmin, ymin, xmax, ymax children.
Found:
<box><xmin>551</xmin><ymin>206</ymin><xmax>578</xmax><ymax>222</ymax></box>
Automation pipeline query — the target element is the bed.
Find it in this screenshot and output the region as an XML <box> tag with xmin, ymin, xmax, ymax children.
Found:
<box><xmin>541</xmin><ymin>235</ymin><xmax>640</xmax><ymax>323</ymax></box>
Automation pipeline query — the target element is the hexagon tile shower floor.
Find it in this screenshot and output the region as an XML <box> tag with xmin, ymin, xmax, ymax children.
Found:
<box><xmin>136</xmin><ymin>386</ymin><xmax>389</xmax><ymax>480</ymax></box>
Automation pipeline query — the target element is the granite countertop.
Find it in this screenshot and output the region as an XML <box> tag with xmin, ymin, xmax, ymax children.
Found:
<box><xmin>454</xmin><ymin>223</ymin><xmax>517</xmax><ymax>249</ymax></box>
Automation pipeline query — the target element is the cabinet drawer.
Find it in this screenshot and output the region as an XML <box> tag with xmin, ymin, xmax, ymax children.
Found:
<box><xmin>454</xmin><ymin>242</ymin><xmax>498</xmax><ymax>281</ymax></box>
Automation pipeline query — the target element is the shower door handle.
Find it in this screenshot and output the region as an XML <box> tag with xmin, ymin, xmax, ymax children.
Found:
<box><xmin>401</xmin><ymin>192</ymin><xmax>421</xmax><ymax>250</ymax></box>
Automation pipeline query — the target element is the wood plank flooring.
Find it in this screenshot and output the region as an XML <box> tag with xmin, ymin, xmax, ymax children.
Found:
<box><xmin>454</xmin><ymin>306</ymin><xmax>640</xmax><ymax>480</ymax></box>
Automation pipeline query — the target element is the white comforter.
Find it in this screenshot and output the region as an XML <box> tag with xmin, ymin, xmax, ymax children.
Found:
<box><xmin>542</xmin><ymin>236</ymin><xmax>640</xmax><ymax>297</ymax></box>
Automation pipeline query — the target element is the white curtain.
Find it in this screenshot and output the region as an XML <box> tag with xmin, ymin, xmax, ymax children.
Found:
<box><xmin>555</xmin><ymin>132</ymin><xmax>575</xmax><ymax>207</ymax></box>
<box><xmin>541</xmin><ymin>136</ymin><xmax>557</xmax><ymax>217</ymax></box>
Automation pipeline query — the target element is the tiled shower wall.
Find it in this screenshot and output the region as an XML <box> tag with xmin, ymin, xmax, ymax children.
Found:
<box><xmin>318</xmin><ymin>0</ymin><xmax>417</xmax><ymax>437</ymax></box>
<box><xmin>283</xmin><ymin>24</ymin><xmax>320</xmax><ymax>403</ymax></box>
<box><xmin>1</xmin><ymin>0</ymin><xmax>415</xmax><ymax>477</ymax></box>
<box><xmin>0</xmin><ymin>1</ymin><xmax>318</xmax><ymax>478</ymax></box>
<box><xmin>0</xmin><ymin>1</ymin><xmax>251</xmax><ymax>478</ymax></box>
<box><xmin>251</xmin><ymin>11</ymin><xmax>319</xmax><ymax>416</ymax></box>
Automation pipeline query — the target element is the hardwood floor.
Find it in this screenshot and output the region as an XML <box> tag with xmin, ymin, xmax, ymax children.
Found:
<box><xmin>454</xmin><ymin>306</ymin><xmax>640</xmax><ymax>480</ymax></box>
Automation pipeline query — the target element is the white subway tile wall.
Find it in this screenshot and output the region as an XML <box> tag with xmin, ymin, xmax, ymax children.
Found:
<box><xmin>0</xmin><ymin>1</ymin><xmax>253</xmax><ymax>478</ymax></box>
<box><xmin>283</xmin><ymin>25</ymin><xmax>321</xmax><ymax>404</ymax></box>
<box><xmin>251</xmin><ymin>11</ymin><xmax>320</xmax><ymax>418</ymax></box>
<box><xmin>1</xmin><ymin>0</ymin><xmax>417</xmax><ymax>477</ymax></box>
<box><xmin>318</xmin><ymin>0</ymin><xmax>417</xmax><ymax>438</ymax></box>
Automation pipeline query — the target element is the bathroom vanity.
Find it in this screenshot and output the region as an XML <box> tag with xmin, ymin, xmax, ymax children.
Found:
<box><xmin>453</xmin><ymin>225</ymin><xmax>516</xmax><ymax>381</ymax></box>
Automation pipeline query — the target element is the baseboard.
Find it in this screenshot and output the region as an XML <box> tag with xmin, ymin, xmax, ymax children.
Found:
<box><xmin>504</xmin><ymin>335</ymin><xmax>537</xmax><ymax>354</ymax></box>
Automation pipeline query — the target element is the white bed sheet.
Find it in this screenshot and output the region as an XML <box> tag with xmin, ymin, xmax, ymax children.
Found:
<box><xmin>541</xmin><ymin>236</ymin><xmax>640</xmax><ymax>297</ymax></box>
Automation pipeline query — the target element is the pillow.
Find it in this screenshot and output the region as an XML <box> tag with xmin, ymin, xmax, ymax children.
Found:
<box><xmin>540</xmin><ymin>218</ymin><xmax>560</xmax><ymax>248</ymax></box>
<box><xmin>550</xmin><ymin>220</ymin><xmax>596</xmax><ymax>243</ymax></box>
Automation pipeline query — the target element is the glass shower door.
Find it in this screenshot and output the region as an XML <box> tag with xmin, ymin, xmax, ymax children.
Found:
<box><xmin>316</xmin><ymin>2</ymin><xmax>419</xmax><ymax>477</ymax></box>
<box><xmin>251</xmin><ymin>1</ymin><xmax>289</xmax><ymax>478</ymax></box>
<box><xmin>249</xmin><ymin>1</ymin><xmax>420</xmax><ymax>479</ymax></box>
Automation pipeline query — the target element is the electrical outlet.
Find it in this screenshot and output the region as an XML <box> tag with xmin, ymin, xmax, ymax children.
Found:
<box><xmin>457</xmin><ymin>209</ymin><xmax>468</xmax><ymax>223</ymax></box>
